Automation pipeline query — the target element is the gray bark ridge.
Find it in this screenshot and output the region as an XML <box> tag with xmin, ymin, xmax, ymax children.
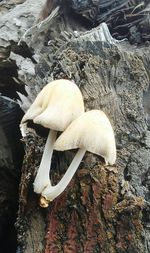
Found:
<box><xmin>0</xmin><ymin>0</ymin><xmax>46</xmax><ymax>59</ymax></box>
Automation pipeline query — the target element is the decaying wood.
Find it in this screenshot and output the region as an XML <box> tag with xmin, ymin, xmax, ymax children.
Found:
<box><xmin>16</xmin><ymin>33</ymin><xmax>150</xmax><ymax>253</ymax></box>
<box><xmin>0</xmin><ymin>1</ymin><xmax>150</xmax><ymax>253</ymax></box>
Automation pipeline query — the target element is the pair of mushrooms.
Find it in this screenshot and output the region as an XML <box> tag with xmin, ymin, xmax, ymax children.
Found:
<box><xmin>20</xmin><ymin>79</ymin><xmax>116</xmax><ymax>206</ymax></box>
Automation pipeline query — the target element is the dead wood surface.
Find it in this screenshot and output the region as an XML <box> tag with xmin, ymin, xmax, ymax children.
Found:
<box><xmin>17</xmin><ymin>39</ymin><xmax>150</xmax><ymax>253</ymax></box>
<box><xmin>0</xmin><ymin>1</ymin><xmax>150</xmax><ymax>253</ymax></box>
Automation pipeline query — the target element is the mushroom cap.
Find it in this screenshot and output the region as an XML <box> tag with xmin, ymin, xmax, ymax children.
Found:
<box><xmin>21</xmin><ymin>79</ymin><xmax>84</xmax><ymax>131</ymax></box>
<box><xmin>54</xmin><ymin>110</ymin><xmax>116</xmax><ymax>165</ymax></box>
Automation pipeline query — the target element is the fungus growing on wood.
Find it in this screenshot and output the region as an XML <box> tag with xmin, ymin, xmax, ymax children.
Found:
<box><xmin>42</xmin><ymin>110</ymin><xmax>116</xmax><ymax>202</ymax></box>
<box><xmin>20</xmin><ymin>79</ymin><xmax>84</xmax><ymax>194</ymax></box>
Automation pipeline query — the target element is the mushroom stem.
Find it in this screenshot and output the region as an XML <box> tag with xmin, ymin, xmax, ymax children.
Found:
<box><xmin>42</xmin><ymin>148</ymin><xmax>86</xmax><ymax>201</ymax></box>
<box><xmin>33</xmin><ymin>129</ymin><xmax>57</xmax><ymax>194</ymax></box>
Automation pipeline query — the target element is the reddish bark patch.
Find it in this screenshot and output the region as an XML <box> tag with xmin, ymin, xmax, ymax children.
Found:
<box><xmin>42</xmin><ymin>163</ymin><xmax>144</xmax><ymax>253</ymax></box>
<box><xmin>45</xmin><ymin>193</ymin><xmax>67</xmax><ymax>253</ymax></box>
<box><xmin>64</xmin><ymin>211</ymin><xmax>80</xmax><ymax>253</ymax></box>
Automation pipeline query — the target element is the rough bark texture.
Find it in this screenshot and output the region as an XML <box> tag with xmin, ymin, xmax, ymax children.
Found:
<box><xmin>16</xmin><ymin>41</ymin><xmax>150</xmax><ymax>253</ymax></box>
<box><xmin>0</xmin><ymin>1</ymin><xmax>150</xmax><ymax>253</ymax></box>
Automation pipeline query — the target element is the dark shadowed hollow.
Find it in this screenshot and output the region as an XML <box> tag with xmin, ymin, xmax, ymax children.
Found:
<box><xmin>0</xmin><ymin>97</ymin><xmax>24</xmax><ymax>253</ymax></box>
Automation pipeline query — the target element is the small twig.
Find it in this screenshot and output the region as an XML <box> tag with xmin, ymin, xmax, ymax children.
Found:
<box><xmin>131</xmin><ymin>2</ymin><xmax>145</xmax><ymax>14</ymax></box>
<box><xmin>18</xmin><ymin>6</ymin><xmax>60</xmax><ymax>45</ymax></box>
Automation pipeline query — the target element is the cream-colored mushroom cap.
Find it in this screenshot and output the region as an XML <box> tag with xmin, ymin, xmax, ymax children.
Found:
<box><xmin>54</xmin><ymin>110</ymin><xmax>116</xmax><ymax>165</ymax></box>
<box><xmin>21</xmin><ymin>79</ymin><xmax>84</xmax><ymax>131</ymax></box>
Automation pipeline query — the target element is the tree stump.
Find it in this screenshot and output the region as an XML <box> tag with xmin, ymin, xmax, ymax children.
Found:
<box><xmin>17</xmin><ymin>31</ymin><xmax>150</xmax><ymax>253</ymax></box>
<box><xmin>0</xmin><ymin>1</ymin><xmax>149</xmax><ymax>253</ymax></box>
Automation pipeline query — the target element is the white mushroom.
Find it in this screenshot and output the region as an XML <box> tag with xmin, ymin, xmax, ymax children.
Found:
<box><xmin>20</xmin><ymin>79</ymin><xmax>84</xmax><ymax>194</ymax></box>
<box><xmin>42</xmin><ymin>109</ymin><xmax>116</xmax><ymax>202</ymax></box>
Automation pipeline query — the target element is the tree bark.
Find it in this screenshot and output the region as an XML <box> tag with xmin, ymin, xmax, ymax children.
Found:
<box><xmin>0</xmin><ymin>1</ymin><xmax>150</xmax><ymax>253</ymax></box>
<box><xmin>17</xmin><ymin>41</ymin><xmax>150</xmax><ymax>253</ymax></box>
